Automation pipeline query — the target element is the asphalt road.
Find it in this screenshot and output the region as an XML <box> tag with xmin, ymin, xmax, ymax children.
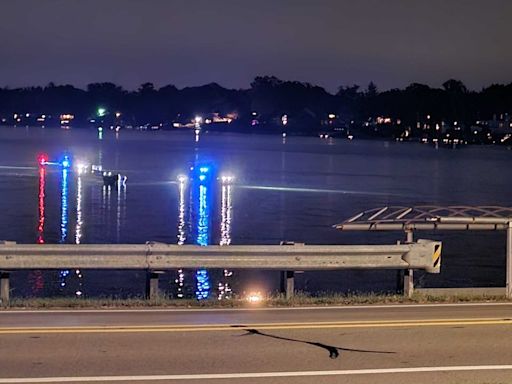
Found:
<box><xmin>1</xmin><ymin>303</ymin><xmax>512</xmax><ymax>383</ymax></box>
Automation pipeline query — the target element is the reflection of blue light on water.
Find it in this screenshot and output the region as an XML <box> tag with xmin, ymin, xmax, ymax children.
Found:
<box><xmin>195</xmin><ymin>269</ymin><xmax>210</xmax><ymax>300</ymax></box>
<box><xmin>60</xmin><ymin>155</ymin><xmax>71</xmax><ymax>169</ymax></box>
<box><xmin>176</xmin><ymin>163</ymin><xmax>216</xmax><ymax>300</ymax></box>
<box><xmin>196</xmin><ymin>184</ymin><xmax>209</xmax><ymax>246</ymax></box>
<box><xmin>59</xmin><ymin>270</ymin><xmax>69</xmax><ymax>287</ymax></box>
<box><xmin>195</xmin><ymin>183</ymin><xmax>210</xmax><ymax>299</ymax></box>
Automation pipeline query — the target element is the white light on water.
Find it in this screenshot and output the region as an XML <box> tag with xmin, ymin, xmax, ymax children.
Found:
<box><xmin>220</xmin><ymin>175</ymin><xmax>234</xmax><ymax>184</ymax></box>
<box><xmin>76</xmin><ymin>163</ymin><xmax>88</xmax><ymax>175</ymax></box>
<box><xmin>177</xmin><ymin>177</ymin><xmax>186</xmax><ymax>245</ymax></box>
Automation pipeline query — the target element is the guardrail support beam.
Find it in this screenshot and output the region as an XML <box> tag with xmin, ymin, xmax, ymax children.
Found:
<box><xmin>0</xmin><ymin>272</ymin><xmax>10</xmax><ymax>306</ymax></box>
<box><xmin>145</xmin><ymin>271</ymin><xmax>161</xmax><ymax>300</ymax></box>
<box><xmin>280</xmin><ymin>271</ymin><xmax>295</xmax><ymax>299</ymax></box>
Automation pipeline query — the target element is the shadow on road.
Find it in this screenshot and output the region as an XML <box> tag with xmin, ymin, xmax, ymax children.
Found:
<box><xmin>231</xmin><ymin>325</ymin><xmax>395</xmax><ymax>360</ymax></box>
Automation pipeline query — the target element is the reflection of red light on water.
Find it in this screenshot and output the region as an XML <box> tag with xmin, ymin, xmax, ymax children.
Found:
<box><xmin>37</xmin><ymin>167</ymin><xmax>45</xmax><ymax>244</ymax></box>
<box><xmin>33</xmin><ymin>167</ymin><xmax>46</xmax><ymax>294</ymax></box>
<box><xmin>37</xmin><ymin>153</ymin><xmax>48</xmax><ymax>166</ymax></box>
<box><xmin>29</xmin><ymin>271</ymin><xmax>44</xmax><ymax>294</ymax></box>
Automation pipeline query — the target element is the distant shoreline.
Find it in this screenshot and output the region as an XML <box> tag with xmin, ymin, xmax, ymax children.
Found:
<box><xmin>2</xmin><ymin>124</ymin><xmax>511</xmax><ymax>149</ymax></box>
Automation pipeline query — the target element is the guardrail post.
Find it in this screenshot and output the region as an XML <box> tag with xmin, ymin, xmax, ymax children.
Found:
<box><xmin>404</xmin><ymin>269</ymin><xmax>414</xmax><ymax>298</ymax></box>
<box><xmin>404</xmin><ymin>229</ymin><xmax>414</xmax><ymax>297</ymax></box>
<box><xmin>278</xmin><ymin>241</ymin><xmax>299</xmax><ymax>299</ymax></box>
<box><xmin>406</xmin><ymin>229</ymin><xmax>414</xmax><ymax>244</ymax></box>
<box><xmin>397</xmin><ymin>229</ymin><xmax>414</xmax><ymax>296</ymax></box>
<box><xmin>0</xmin><ymin>272</ymin><xmax>10</xmax><ymax>306</ymax></box>
<box><xmin>145</xmin><ymin>271</ymin><xmax>161</xmax><ymax>300</ymax></box>
<box><xmin>280</xmin><ymin>271</ymin><xmax>295</xmax><ymax>299</ymax></box>
<box><xmin>507</xmin><ymin>222</ymin><xmax>512</xmax><ymax>299</ymax></box>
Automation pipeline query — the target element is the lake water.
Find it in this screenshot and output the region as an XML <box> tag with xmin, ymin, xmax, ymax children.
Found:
<box><xmin>0</xmin><ymin>127</ymin><xmax>509</xmax><ymax>298</ymax></box>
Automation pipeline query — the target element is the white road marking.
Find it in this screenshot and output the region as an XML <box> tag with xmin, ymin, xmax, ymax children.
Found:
<box><xmin>1</xmin><ymin>365</ymin><xmax>512</xmax><ymax>382</ymax></box>
<box><xmin>1</xmin><ymin>302</ymin><xmax>510</xmax><ymax>314</ymax></box>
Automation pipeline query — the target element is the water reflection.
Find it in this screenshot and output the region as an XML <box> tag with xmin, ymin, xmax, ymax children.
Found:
<box><xmin>218</xmin><ymin>182</ymin><xmax>233</xmax><ymax>300</ymax></box>
<box><xmin>74</xmin><ymin>173</ymin><xmax>84</xmax><ymax>296</ymax></box>
<box><xmin>220</xmin><ymin>184</ymin><xmax>232</xmax><ymax>246</ymax></box>
<box><xmin>58</xmin><ymin>168</ymin><xmax>70</xmax><ymax>290</ymax></box>
<box><xmin>177</xmin><ymin>177</ymin><xmax>187</xmax><ymax>245</ymax></box>
<box><xmin>37</xmin><ymin>166</ymin><xmax>46</xmax><ymax>244</ymax></box>
<box><xmin>75</xmin><ymin>175</ymin><xmax>83</xmax><ymax>244</ymax></box>
<box><xmin>175</xmin><ymin>176</ymin><xmax>187</xmax><ymax>298</ymax></box>
<box><xmin>101</xmin><ymin>182</ymin><xmax>127</xmax><ymax>241</ymax></box>
<box><xmin>196</xmin><ymin>184</ymin><xmax>210</xmax><ymax>246</ymax></box>
<box><xmin>30</xmin><ymin>166</ymin><xmax>46</xmax><ymax>294</ymax></box>
<box><xmin>195</xmin><ymin>178</ymin><xmax>211</xmax><ymax>300</ymax></box>
<box><xmin>60</xmin><ymin>168</ymin><xmax>69</xmax><ymax>243</ymax></box>
<box><xmin>116</xmin><ymin>181</ymin><xmax>125</xmax><ymax>242</ymax></box>
<box><xmin>174</xmin><ymin>165</ymin><xmax>213</xmax><ymax>300</ymax></box>
<box><xmin>102</xmin><ymin>185</ymin><xmax>111</xmax><ymax>214</ymax></box>
<box><xmin>174</xmin><ymin>167</ymin><xmax>236</xmax><ymax>300</ymax></box>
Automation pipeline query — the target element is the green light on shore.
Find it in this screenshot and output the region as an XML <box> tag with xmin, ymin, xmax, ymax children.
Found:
<box><xmin>97</xmin><ymin>107</ymin><xmax>106</xmax><ymax>117</ymax></box>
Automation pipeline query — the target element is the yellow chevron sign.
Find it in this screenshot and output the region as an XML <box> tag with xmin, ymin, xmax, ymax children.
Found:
<box><xmin>433</xmin><ymin>243</ymin><xmax>442</xmax><ymax>269</ymax></box>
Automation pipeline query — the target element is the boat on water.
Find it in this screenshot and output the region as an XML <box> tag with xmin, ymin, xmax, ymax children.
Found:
<box><xmin>102</xmin><ymin>171</ymin><xmax>127</xmax><ymax>187</ymax></box>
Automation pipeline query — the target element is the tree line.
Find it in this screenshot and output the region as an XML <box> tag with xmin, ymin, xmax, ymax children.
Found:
<box><xmin>1</xmin><ymin>77</ymin><xmax>511</xmax><ymax>133</ymax></box>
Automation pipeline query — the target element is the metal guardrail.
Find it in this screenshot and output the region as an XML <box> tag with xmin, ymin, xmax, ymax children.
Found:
<box><xmin>0</xmin><ymin>241</ymin><xmax>441</xmax><ymax>271</ymax></box>
<box><xmin>0</xmin><ymin>241</ymin><xmax>442</xmax><ymax>303</ymax></box>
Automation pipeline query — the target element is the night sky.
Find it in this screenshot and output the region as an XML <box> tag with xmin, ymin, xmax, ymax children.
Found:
<box><xmin>1</xmin><ymin>0</ymin><xmax>511</xmax><ymax>92</ymax></box>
